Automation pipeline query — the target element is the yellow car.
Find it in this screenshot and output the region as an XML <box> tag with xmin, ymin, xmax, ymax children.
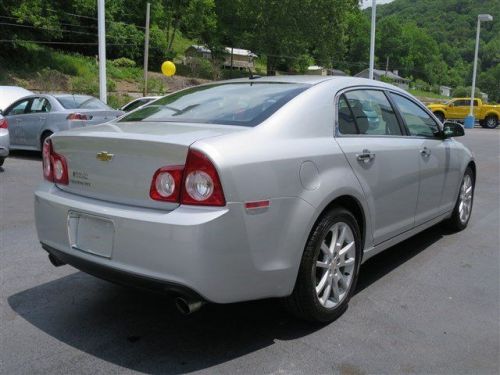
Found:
<box><xmin>428</xmin><ymin>98</ymin><xmax>500</xmax><ymax>129</ymax></box>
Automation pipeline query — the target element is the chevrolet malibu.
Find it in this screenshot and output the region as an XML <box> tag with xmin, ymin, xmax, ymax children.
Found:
<box><xmin>34</xmin><ymin>76</ymin><xmax>475</xmax><ymax>322</ymax></box>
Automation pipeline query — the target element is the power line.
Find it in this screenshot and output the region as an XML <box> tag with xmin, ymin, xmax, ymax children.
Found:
<box><xmin>0</xmin><ymin>15</ymin><xmax>97</xmax><ymax>29</ymax></box>
<box><xmin>0</xmin><ymin>22</ymin><xmax>97</xmax><ymax>36</ymax></box>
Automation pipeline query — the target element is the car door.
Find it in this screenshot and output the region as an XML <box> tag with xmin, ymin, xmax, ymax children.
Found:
<box><xmin>4</xmin><ymin>98</ymin><xmax>32</xmax><ymax>147</ymax></box>
<box><xmin>450</xmin><ymin>100</ymin><xmax>469</xmax><ymax>119</ymax></box>
<box><xmin>389</xmin><ymin>93</ymin><xmax>450</xmax><ymax>225</ymax></box>
<box><xmin>21</xmin><ymin>97</ymin><xmax>51</xmax><ymax>148</ymax></box>
<box><xmin>335</xmin><ymin>89</ymin><xmax>421</xmax><ymax>245</ymax></box>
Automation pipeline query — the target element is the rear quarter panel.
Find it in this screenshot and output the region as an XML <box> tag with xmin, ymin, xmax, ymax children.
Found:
<box><xmin>192</xmin><ymin>81</ymin><xmax>371</xmax><ymax>287</ymax></box>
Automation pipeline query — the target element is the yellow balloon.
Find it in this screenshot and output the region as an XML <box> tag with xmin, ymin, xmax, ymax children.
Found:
<box><xmin>161</xmin><ymin>61</ymin><xmax>176</xmax><ymax>77</ymax></box>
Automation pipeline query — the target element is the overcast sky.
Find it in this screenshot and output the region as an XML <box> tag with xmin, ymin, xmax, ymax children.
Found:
<box><xmin>360</xmin><ymin>0</ymin><xmax>394</xmax><ymax>9</ymax></box>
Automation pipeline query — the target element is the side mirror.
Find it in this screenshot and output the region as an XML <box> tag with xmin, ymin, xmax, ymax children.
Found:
<box><xmin>443</xmin><ymin>121</ymin><xmax>465</xmax><ymax>138</ymax></box>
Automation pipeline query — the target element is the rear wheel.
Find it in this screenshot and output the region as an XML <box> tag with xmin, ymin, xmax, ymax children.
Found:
<box><xmin>484</xmin><ymin>115</ymin><xmax>498</xmax><ymax>129</ymax></box>
<box><xmin>433</xmin><ymin>112</ymin><xmax>445</xmax><ymax>123</ymax></box>
<box><xmin>285</xmin><ymin>207</ymin><xmax>362</xmax><ymax>322</ymax></box>
<box><xmin>40</xmin><ymin>131</ymin><xmax>53</xmax><ymax>151</ymax></box>
<box><xmin>446</xmin><ymin>167</ymin><xmax>474</xmax><ymax>231</ymax></box>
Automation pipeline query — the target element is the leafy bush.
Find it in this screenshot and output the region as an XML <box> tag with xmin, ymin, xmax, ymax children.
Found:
<box><xmin>69</xmin><ymin>76</ymin><xmax>98</xmax><ymax>96</ymax></box>
<box><xmin>107</xmin><ymin>93</ymin><xmax>133</xmax><ymax>109</ymax></box>
<box><xmin>141</xmin><ymin>77</ymin><xmax>166</xmax><ymax>95</ymax></box>
<box><xmin>111</xmin><ymin>58</ymin><xmax>136</xmax><ymax>68</ymax></box>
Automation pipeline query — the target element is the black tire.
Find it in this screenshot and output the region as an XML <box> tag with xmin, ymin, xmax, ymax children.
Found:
<box><xmin>484</xmin><ymin>115</ymin><xmax>498</xmax><ymax>129</ymax></box>
<box><xmin>40</xmin><ymin>131</ymin><xmax>53</xmax><ymax>151</ymax></box>
<box><xmin>433</xmin><ymin>112</ymin><xmax>445</xmax><ymax>123</ymax></box>
<box><xmin>0</xmin><ymin>157</ymin><xmax>4</xmax><ymax>167</ymax></box>
<box><xmin>285</xmin><ymin>207</ymin><xmax>362</xmax><ymax>322</ymax></box>
<box><xmin>445</xmin><ymin>167</ymin><xmax>475</xmax><ymax>232</ymax></box>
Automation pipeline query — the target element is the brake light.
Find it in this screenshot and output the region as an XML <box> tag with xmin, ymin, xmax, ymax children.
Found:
<box><xmin>42</xmin><ymin>139</ymin><xmax>69</xmax><ymax>185</ymax></box>
<box><xmin>181</xmin><ymin>149</ymin><xmax>226</xmax><ymax>206</ymax></box>
<box><xmin>149</xmin><ymin>149</ymin><xmax>226</xmax><ymax>206</ymax></box>
<box><xmin>0</xmin><ymin>117</ymin><xmax>7</xmax><ymax>129</ymax></box>
<box><xmin>67</xmin><ymin>113</ymin><xmax>89</xmax><ymax>120</ymax></box>
<box><xmin>149</xmin><ymin>166</ymin><xmax>184</xmax><ymax>202</ymax></box>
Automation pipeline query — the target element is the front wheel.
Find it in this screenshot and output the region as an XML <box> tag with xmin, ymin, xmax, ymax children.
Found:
<box><xmin>484</xmin><ymin>115</ymin><xmax>498</xmax><ymax>129</ymax></box>
<box><xmin>285</xmin><ymin>207</ymin><xmax>362</xmax><ymax>322</ymax></box>
<box><xmin>0</xmin><ymin>157</ymin><xmax>4</xmax><ymax>167</ymax></box>
<box><xmin>446</xmin><ymin>167</ymin><xmax>475</xmax><ymax>231</ymax></box>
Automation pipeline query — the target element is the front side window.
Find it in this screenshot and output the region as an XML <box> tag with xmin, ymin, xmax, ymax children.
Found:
<box><xmin>390</xmin><ymin>93</ymin><xmax>440</xmax><ymax>137</ymax></box>
<box><xmin>338</xmin><ymin>89</ymin><xmax>402</xmax><ymax>136</ymax></box>
<box><xmin>119</xmin><ymin>83</ymin><xmax>309</xmax><ymax>127</ymax></box>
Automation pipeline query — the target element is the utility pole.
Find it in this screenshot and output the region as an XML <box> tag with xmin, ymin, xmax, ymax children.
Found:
<box><xmin>385</xmin><ymin>56</ymin><xmax>389</xmax><ymax>75</ymax></box>
<box><xmin>368</xmin><ymin>0</ymin><xmax>377</xmax><ymax>80</ymax></box>
<box><xmin>98</xmin><ymin>0</ymin><xmax>107</xmax><ymax>103</ymax></box>
<box><xmin>143</xmin><ymin>2</ymin><xmax>151</xmax><ymax>96</ymax></box>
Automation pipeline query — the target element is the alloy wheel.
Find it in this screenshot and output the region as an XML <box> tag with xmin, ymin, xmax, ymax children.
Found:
<box><xmin>314</xmin><ymin>222</ymin><xmax>356</xmax><ymax>308</ymax></box>
<box><xmin>458</xmin><ymin>174</ymin><xmax>473</xmax><ymax>224</ymax></box>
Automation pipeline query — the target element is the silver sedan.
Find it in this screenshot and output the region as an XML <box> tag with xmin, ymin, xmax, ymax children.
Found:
<box><xmin>34</xmin><ymin>76</ymin><xmax>475</xmax><ymax>322</ymax></box>
<box><xmin>3</xmin><ymin>94</ymin><xmax>123</xmax><ymax>151</ymax></box>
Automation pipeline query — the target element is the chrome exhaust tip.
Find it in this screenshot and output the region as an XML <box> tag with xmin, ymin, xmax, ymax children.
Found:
<box><xmin>48</xmin><ymin>253</ymin><xmax>66</xmax><ymax>267</ymax></box>
<box><xmin>175</xmin><ymin>297</ymin><xmax>204</xmax><ymax>315</ymax></box>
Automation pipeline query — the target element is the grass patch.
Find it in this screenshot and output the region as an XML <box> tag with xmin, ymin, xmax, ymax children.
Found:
<box><xmin>408</xmin><ymin>89</ymin><xmax>448</xmax><ymax>100</ymax></box>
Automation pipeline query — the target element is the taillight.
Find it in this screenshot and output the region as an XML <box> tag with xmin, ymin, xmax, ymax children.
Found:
<box><xmin>149</xmin><ymin>166</ymin><xmax>184</xmax><ymax>202</ymax></box>
<box><xmin>181</xmin><ymin>149</ymin><xmax>225</xmax><ymax>206</ymax></box>
<box><xmin>149</xmin><ymin>148</ymin><xmax>226</xmax><ymax>206</ymax></box>
<box><xmin>0</xmin><ymin>117</ymin><xmax>8</xmax><ymax>129</ymax></box>
<box><xmin>42</xmin><ymin>139</ymin><xmax>69</xmax><ymax>185</ymax></box>
<box><xmin>67</xmin><ymin>113</ymin><xmax>89</xmax><ymax>120</ymax></box>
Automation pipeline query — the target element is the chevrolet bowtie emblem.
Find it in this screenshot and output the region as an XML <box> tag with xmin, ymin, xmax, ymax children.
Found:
<box><xmin>96</xmin><ymin>151</ymin><xmax>114</xmax><ymax>162</ymax></box>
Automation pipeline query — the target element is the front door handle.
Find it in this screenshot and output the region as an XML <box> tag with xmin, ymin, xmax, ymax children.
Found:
<box><xmin>356</xmin><ymin>149</ymin><xmax>376</xmax><ymax>163</ymax></box>
<box><xmin>420</xmin><ymin>147</ymin><xmax>431</xmax><ymax>157</ymax></box>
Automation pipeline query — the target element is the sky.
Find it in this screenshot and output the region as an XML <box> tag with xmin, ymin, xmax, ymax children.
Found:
<box><xmin>360</xmin><ymin>0</ymin><xmax>394</xmax><ymax>9</ymax></box>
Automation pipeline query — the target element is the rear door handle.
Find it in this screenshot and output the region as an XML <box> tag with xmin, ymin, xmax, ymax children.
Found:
<box><xmin>356</xmin><ymin>149</ymin><xmax>376</xmax><ymax>163</ymax></box>
<box><xmin>420</xmin><ymin>147</ymin><xmax>431</xmax><ymax>157</ymax></box>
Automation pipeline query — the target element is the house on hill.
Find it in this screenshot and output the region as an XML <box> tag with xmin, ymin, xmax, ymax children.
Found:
<box><xmin>184</xmin><ymin>45</ymin><xmax>257</xmax><ymax>70</ymax></box>
<box><xmin>355</xmin><ymin>68</ymin><xmax>410</xmax><ymax>89</ymax></box>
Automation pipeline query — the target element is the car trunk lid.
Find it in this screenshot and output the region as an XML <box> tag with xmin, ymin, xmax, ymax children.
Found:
<box><xmin>51</xmin><ymin>121</ymin><xmax>244</xmax><ymax>210</ymax></box>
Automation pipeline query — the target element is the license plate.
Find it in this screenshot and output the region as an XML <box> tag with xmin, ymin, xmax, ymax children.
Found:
<box><xmin>68</xmin><ymin>211</ymin><xmax>115</xmax><ymax>258</ymax></box>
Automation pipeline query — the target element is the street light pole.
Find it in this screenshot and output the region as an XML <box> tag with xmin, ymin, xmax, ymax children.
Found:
<box><xmin>98</xmin><ymin>0</ymin><xmax>107</xmax><ymax>104</ymax></box>
<box><xmin>469</xmin><ymin>14</ymin><xmax>493</xmax><ymax>117</ymax></box>
<box><xmin>368</xmin><ymin>0</ymin><xmax>377</xmax><ymax>80</ymax></box>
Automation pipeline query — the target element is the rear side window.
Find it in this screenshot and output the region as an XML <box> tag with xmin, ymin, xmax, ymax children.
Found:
<box><xmin>56</xmin><ymin>95</ymin><xmax>111</xmax><ymax>110</ymax></box>
<box><xmin>390</xmin><ymin>94</ymin><xmax>440</xmax><ymax>137</ymax></box>
<box><xmin>119</xmin><ymin>82</ymin><xmax>309</xmax><ymax>127</ymax></box>
<box><xmin>30</xmin><ymin>98</ymin><xmax>51</xmax><ymax>113</ymax></box>
<box><xmin>337</xmin><ymin>90</ymin><xmax>402</xmax><ymax>136</ymax></box>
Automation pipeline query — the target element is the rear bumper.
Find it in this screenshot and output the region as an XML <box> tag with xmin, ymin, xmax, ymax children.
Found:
<box><xmin>35</xmin><ymin>182</ymin><xmax>313</xmax><ymax>303</ymax></box>
<box><xmin>0</xmin><ymin>130</ymin><xmax>9</xmax><ymax>157</ymax></box>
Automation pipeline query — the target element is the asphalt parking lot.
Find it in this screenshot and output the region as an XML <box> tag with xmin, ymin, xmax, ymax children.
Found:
<box><xmin>1</xmin><ymin>128</ymin><xmax>499</xmax><ymax>375</ymax></box>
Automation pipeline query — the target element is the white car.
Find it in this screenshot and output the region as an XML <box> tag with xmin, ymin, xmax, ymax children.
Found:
<box><xmin>0</xmin><ymin>86</ymin><xmax>34</xmax><ymax>166</ymax></box>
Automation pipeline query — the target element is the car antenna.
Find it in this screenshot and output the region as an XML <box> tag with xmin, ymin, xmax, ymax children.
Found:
<box><xmin>248</xmin><ymin>67</ymin><xmax>261</xmax><ymax>80</ymax></box>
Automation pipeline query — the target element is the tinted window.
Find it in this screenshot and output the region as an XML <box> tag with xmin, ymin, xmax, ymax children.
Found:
<box><xmin>30</xmin><ymin>98</ymin><xmax>51</xmax><ymax>113</ymax></box>
<box><xmin>337</xmin><ymin>95</ymin><xmax>357</xmax><ymax>134</ymax></box>
<box><xmin>453</xmin><ymin>100</ymin><xmax>467</xmax><ymax>106</ymax></box>
<box><xmin>6</xmin><ymin>99</ymin><xmax>31</xmax><ymax>115</ymax></box>
<box><xmin>390</xmin><ymin>94</ymin><xmax>440</xmax><ymax>137</ymax></box>
<box><xmin>123</xmin><ymin>99</ymin><xmax>150</xmax><ymax>112</ymax></box>
<box><xmin>56</xmin><ymin>95</ymin><xmax>111</xmax><ymax>110</ymax></box>
<box><xmin>342</xmin><ymin>90</ymin><xmax>402</xmax><ymax>135</ymax></box>
<box><xmin>119</xmin><ymin>83</ymin><xmax>309</xmax><ymax>127</ymax></box>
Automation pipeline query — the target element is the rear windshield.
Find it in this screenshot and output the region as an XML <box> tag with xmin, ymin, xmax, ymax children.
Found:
<box><xmin>56</xmin><ymin>95</ymin><xmax>111</xmax><ymax>110</ymax></box>
<box><xmin>119</xmin><ymin>82</ymin><xmax>309</xmax><ymax>127</ymax></box>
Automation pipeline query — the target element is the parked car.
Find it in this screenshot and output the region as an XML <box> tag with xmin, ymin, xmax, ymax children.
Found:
<box><xmin>0</xmin><ymin>114</ymin><xmax>9</xmax><ymax>166</ymax></box>
<box><xmin>3</xmin><ymin>94</ymin><xmax>124</xmax><ymax>151</ymax></box>
<box><xmin>428</xmin><ymin>97</ymin><xmax>500</xmax><ymax>129</ymax></box>
<box><xmin>0</xmin><ymin>86</ymin><xmax>34</xmax><ymax>113</ymax></box>
<box><xmin>120</xmin><ymin>96</ymin><xmax>161</xmax><ymax>112</ymax></box>
<box><xmin>34</xmin><ymin>76</ymin><xmax>475</xmax><ymax>322</ymax></box>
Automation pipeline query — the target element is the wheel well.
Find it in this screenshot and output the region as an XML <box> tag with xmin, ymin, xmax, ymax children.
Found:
<box><xmin>485</xmin><ymin>113</ymin><xmax>498</xmax><ymax>119</ymax></box>
<box><xmin>321</xmin><ymin>195</ymin><xmax>366</xmax><ymax>247</ymax></box>
<box><xmin>467</xmin><ymin>161</ymin><xmax>477</xmax><ymax>184</ymax></box>
<box><xmin>40</xmin><ymin>130</ymin><xmax>53</xmax><ymax>147</ymax></box>
<box><xmin>433</xmin><ymin>111</ymin><xmax>444</xmax><ymax>116</ymax></box>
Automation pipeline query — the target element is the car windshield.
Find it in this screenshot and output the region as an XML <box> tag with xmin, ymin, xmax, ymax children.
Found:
<box><xmin>56</xmin><ymin>95</ymin><xmax>111</xmax><ymax>110</ymax></box>
<box><xmin>119</xmin><ymin>82</ymin><xmax>309</xmax><ymax>127</ymax></box>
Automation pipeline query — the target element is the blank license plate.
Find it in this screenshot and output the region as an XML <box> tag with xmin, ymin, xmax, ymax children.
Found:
<box><xmin>68</xmin><ymin>211</ymin><xmax>115</xmax><ymax>258</ymax></box>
